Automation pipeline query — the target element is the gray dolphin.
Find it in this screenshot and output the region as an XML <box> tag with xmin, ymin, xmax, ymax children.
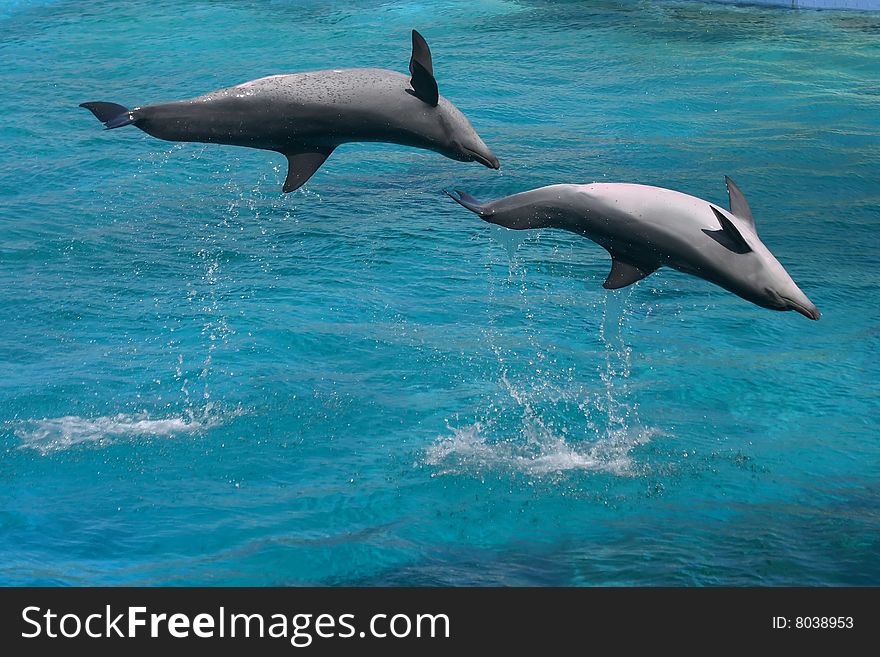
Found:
<box><xmin>447</xmin><ymin>178</ymin><xmax>819</xmax><ymax>319</ymax></box>
<box><xmin>80</xmin><ymin>30</ymin><xmax>499</xmax><ymax>192</ymax></box>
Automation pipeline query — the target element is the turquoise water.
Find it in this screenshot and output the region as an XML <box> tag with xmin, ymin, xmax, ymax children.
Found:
<box><xmin>1</xmin><ymin>0</ymin><xmax>879</xmax><ymax>586</ymax></box>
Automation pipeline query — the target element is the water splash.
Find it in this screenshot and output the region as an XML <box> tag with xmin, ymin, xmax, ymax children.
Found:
<box><xmin>426</xmin><ymin>417</ymin><xmax>657</xmax><ymax>478</ymax></box>
<box><xmin>427</xmin><ymin>283</ymin><xmax>659</xmax><ymax>477</ymax></box>
<box><xmin>595</xmin><ymin>287</ymin><xmax>639</xmax><ymax>447</ymax></box>
<box><xmin>11</xmin><ymin>145</ymin><xmax>251</xmax><ymax>457</ymax></box>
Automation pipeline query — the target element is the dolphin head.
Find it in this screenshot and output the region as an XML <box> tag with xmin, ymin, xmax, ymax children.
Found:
<box><xmin>763</xmin><ymin>280</ymin><xmax>821</xmax><ymax>320</ymax></box>
<box><xmin>707</xmin><ymin>204</ymin><xmax>820</xmax><ymax>320</ymax></box>
<box><xmin>404</xmin><ymin>30</ymin><xmax>499</xmax><ymax>170</ymax></box>
<box><xmin>422</xmin><ymin>97</ymin><xmax>499</xmax><ymax>169</ymax></box>
<box><xmin>745</xmin><ymin>245</ymin><xmax>820</xmax><ymax>320</ymax></box>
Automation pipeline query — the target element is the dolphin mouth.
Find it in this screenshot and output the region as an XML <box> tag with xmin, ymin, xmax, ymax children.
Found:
<box><xmin>780</xmin><ymin>296</ymin><xmax>821</xmax><ymax>321</ymax></box>
<box><xmin>463</xmin><ymin>148</ymin><xmax>500</xmax><ymax>170</ymax></box>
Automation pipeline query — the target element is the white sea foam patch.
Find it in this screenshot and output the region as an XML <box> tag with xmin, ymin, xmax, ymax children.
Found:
<box><xmin>426</xmin><ymin>421</ymin><xmax>658</xmax><ymax>477</ymax></box>
<box><xmin>14</xmin><ymin>409</ymin><xmax>233</xmax><ymax>454</ymax></box>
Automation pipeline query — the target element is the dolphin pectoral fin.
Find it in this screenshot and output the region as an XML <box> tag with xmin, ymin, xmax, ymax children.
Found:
<box><xmin>603</xmin><ymin>259</ymin><xmax>657</xmax><ymax>290</ymax></box>
<box><xmin>408</xmin><ymin>30</ymin><xmax>439</xmax><ymax>106</ymax></box>
<box><xmin>725</xmin><ymin>176</ymin><xmax>755</xmax><ymax>229</ymax></box>
<box><xmin>709</xmin><ymin>205</ymin><xmax>752</xmax><ymax>253</ymax></box>
<box><xmin>281</xmin><ymin>148</ymin><xmax>334</xmax><ymax>193</ymax></box>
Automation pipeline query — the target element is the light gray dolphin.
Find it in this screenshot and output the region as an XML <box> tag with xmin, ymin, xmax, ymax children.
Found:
<box><xmin>447</xmin><ymin>178</ymin><xmax>819</xmax><ymax>319</ymax></box>
<box><xmin>80</xmin><ymin>30</ymin><xmax>499</xmax><ymax>192</ymax></box>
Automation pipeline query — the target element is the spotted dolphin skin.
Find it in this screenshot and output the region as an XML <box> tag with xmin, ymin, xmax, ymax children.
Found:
<box><xmin>80</xmin><ymin>30</ymin><xmax>499</xmax><ymax>192</ymax></box>
<box><xmin>447</xmin><ymin>178</ymin><xmax>819</xmax><ymax>319</ymax></box>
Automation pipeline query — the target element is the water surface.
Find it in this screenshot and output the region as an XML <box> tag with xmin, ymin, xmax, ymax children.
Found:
<box><xmin>1</xmin><ymin>0</ymin><xmax>878</xmax><ymax>585</ymax></box>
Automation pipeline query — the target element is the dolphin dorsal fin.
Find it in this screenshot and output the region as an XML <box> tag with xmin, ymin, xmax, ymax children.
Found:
<box><xmin>725</xmin><ymin>176</ymin><xmax>755</xmax><ymax>230</ymax></box>
<box><xmin>710</xmin><ymin>205</ymin><xmax>752</xmax><ymax>253</ymax></box>
<box><xmin>603</xmin><ymin>259</ymin><xmax>657</xmax><ymax>290</ymax></box>
<box><xmin>409</xmin><ymin>30</ymin><xmax>439</xmax><ymax>107</ymax></box>
<box><xmin>281</xmin><ymin>147</ymin><xmax>335</xmax><ymax>193</ymax></box>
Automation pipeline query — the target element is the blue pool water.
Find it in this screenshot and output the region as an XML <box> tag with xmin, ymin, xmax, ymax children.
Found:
<box><xmin>1</xmin><ymin>0</ymin><xmax>879</xmax><ymax>586</ymax></box>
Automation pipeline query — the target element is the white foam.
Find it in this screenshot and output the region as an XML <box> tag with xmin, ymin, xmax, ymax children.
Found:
<box><xmin>426</xmin><ymin>421</ymin><xmax>657</xmax><ymax>477</ymax></box>
<box><xmin>14</xmin><ymin>410</ymin><xmax>229</xmax><ymax>454</ymax></box>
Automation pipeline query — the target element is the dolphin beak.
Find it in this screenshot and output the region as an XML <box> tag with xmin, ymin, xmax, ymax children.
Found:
<box><xmin>464</xmin><ymin>147</ymin><xmax>500</xmax><ymax>170</ymax></box>
<box><xmin>782</xmin><ymin>296</ymin><xmax>821</xmax><ymax>321</ymax></box>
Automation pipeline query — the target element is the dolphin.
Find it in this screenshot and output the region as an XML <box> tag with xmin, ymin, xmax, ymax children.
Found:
<box><xmin>446</xmin><ymin>178</ymin><xmax>819</xmax><ymax>319</ymax></box>
<box><xmin>80</xmin><ymin>30</ymin><xmax>499</xmax><ymax>192</ymax></box>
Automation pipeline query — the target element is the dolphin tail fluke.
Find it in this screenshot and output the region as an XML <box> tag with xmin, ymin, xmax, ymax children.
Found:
<box><xmin>444</xmin><ymin>189</ymin><xmax>489</xmax><ymax>215</ymax></box>
<box><xmin>80</xmin><ymin>102</ymin><xmax>136</xmax><ymax>130</ymax></box>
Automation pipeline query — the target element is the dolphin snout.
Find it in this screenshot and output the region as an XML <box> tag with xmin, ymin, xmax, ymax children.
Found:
<box><xmin>765</xmin><ymin>287</ymin><xmax>820</xmax><ymax>320</ymax></box>
<box><xmin>788</xmin><ymin>299</ymin><xmax>820</xmax><ymax>321</ymax></box>
<box><xmin>781</xmin><ymin>294</ymin><xmax>820</xmax><ymax>321</ymax></box>
<box><xmin>463</xmin><ymin>147</ymin><xmax>500</xmax><ymax>170</ymax></box>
